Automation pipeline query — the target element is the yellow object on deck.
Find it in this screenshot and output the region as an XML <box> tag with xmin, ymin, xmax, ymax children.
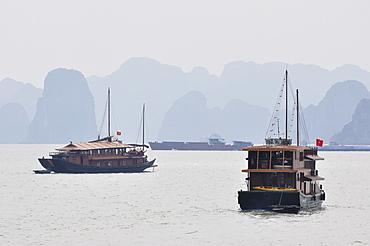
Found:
<box><xmin>253</xmin><ymin>186</ymin><xmax>299</xmax><ymax>192</ymax></box>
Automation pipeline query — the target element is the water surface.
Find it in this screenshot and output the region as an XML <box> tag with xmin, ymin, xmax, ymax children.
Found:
<box><xmin>0</xmin><ymin>145</ymin><xmax>369</xmax><ymax>245</ymax></box>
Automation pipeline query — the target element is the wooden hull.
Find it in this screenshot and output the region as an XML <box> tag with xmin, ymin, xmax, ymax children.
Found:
<box><xmin>238</xmin><ymin>189</ymin><xmax>325</xmax><ymax>213</ymax></box>
<box><xmin>38</xmin><ymin>158</ymin><xmax>156</xmax><ymax>173</ymax></box>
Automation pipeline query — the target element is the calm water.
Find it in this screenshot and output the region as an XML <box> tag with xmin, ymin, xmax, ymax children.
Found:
<box><xmin>0</xmin><ymin>144</ymin><xmax>369</xmax><ymax>245</ymax></box>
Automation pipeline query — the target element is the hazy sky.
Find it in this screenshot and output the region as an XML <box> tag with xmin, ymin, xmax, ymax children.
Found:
<box><xmin>1</xmin><ymin>0</ymin><xmax>369</xmax><ymax>88</ymax></box>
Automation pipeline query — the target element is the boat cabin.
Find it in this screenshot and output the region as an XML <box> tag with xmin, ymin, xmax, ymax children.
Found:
<box><xmin>50</xmin><ymin>141</ymin><xmax>148</xmax><ymax>167</ymax></box>
<box><xmin>242</xmin><ymin>144</ymin><xmax>324</xmax><ymax>195</ymax></box>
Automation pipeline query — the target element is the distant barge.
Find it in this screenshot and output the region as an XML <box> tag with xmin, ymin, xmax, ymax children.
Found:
<box><xmin>149</xmin><ymin>138</ymin><xmax>253</xmax><ymax>151</ymax></box>
<box><xmin>319</xmin><ymin>145</ymin><xmax>370</xmax><ymax>151</ymax></box>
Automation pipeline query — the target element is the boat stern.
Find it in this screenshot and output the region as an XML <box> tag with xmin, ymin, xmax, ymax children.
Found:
<box><xmin>238</xmin><ymin>189</ymin><xmax>301</xmax><ymax>211</ymax></box>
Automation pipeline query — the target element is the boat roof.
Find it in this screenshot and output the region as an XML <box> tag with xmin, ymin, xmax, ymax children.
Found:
<box><xmin>243</xmin><ymin>145</ymin><xmax>310</xmax><ymax>152</ymax></box>
<box><xmin>305</xmin><ymin>155</ymin><xmax>325</xmax><ymax>161</ymax></box>
<box><xmin>56</xmin><ymin>141</ymin><xmax>134</xmax><ymax>151</ymax></box>
<box><xmin>305</xmin><ymin>175</ymin><xmax>325</xmax><ymax>181</ymax></box>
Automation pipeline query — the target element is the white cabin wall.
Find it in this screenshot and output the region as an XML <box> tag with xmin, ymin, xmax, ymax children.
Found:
<box><xmin>293</xmin><ymin>151</ymin><xmax>304</xmax><ymax>169</ymax></box>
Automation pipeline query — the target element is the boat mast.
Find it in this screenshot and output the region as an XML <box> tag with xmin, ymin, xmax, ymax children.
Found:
<box><xmin>264</xmin><ymin>69</ymin><xmax>293</xmax><ymax>146</ymax></box>
<box><xmin>296</xmin><ymin>89</ymin><xmax>299</xmax><ymax>146</ymax></box>
<box><xmin>108</xmin><ymin>87</ymin><xmax>111</xmax><ymax>141</ymax></box>
<box><xmin>285</xmin><ymin>70</ymin><xmax>288</xmax><ymax>140</ymax></box>
<box><xmin>142</xmin><ymin>103</ymin><xmax>145</xmax><ymax>150</ymax></box>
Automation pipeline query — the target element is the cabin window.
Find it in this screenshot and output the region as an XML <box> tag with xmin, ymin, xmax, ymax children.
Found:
<box><xmin>270</xmin><ymin>151</ymin><xmax>293</xmax><ymax>167</ymax></box>
<box><xmin>249</xmin><ymin>172</ymin><xmax>297</xmax><ymax>189</ymax></box>
<box><xmin>258</xmin><ymin>151</ymin><xmax>270</xmax><ymax>169</ymax></box>
<box><xmin>277</xmin><ymin>173</ymin><xmax>284</xmax><ymax>187</ymax></box>
<box><xmin>269</xmin><ymin>173</ymin><xmax>278</xmax><ymax>186</ymax></box>
<box><xmin>250</xmin><ymin>173</ymin><xmax>268</xmax><ymax>187</ymax></box>
<box><xmin>305</xmin><ymin>160</ymin><xmax>315</xmax><ymax>170</ymax></box>
<box><xmin>250</xmin><ymin>172</ymin><xmax>295</xmax><ymax>188</ymax></box>
<box><xmin>284</xmin><ymin>151</ymin><xmax>293</xmax><ymax>166</ymax></box>
<box><xmin>248</xmin><ymin>151</ymin><xmax>257</xmax><ymax>169</ymax></box>
<box><xmin>271</xmin><ymin>151</ymin><xmax>282</xmax><ymax>165</ymax></box>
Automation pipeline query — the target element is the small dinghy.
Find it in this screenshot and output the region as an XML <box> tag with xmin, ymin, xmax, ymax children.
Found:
<box><xmin>33</xmin><ymin>169</ymin><xmax>52</xmax><ymax>174</ymax></box>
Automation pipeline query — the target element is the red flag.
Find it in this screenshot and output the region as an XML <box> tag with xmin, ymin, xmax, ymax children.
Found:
<box><xmin>316</xmin><ymin>139</ymin><xmax>323</xmax><ymax>147</ymax></box>
<box><xmin>116</xmin><ymin>131</ymin><xmax>121</xmax><ymax>136</ymax></box>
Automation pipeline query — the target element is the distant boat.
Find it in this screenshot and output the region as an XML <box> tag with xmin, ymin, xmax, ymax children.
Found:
<box><xmin>149</xmin><ymin>137</ymin><xmax>253</xmax><ymax>151</ymax></box>
<box><xmin>37</xmin><ymin>88</ymin><xmax>156</xmax><ymax>173</ymax></box>
<box><xmin>319</xmin><ymin>141</ymin><xmax>370</xmax><ymax>151</ymax></box>
<box><xmin>237</xmin><ymin>70</ymin><xmax>326</xmax><ymax>213</ymax></box>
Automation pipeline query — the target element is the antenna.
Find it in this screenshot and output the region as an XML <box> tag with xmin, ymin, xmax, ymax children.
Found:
<box><xmin>108</xmin><ymin>87</ymin><xmax>111</xmax><ymax>141</ymax></box>
<box><xmin>142</xmin><ymin>103</ymin><xmax>145</xmax><ymax>150</ymax></box>
<box><xmin>296</xmin><ymin>89</ymin><xmax>299</xmax><ymax>146</ymax></box>
<box><xmin>285</xmin><ymin>70</ymin><xmax>288</xmax><ymax>140</ymax></box>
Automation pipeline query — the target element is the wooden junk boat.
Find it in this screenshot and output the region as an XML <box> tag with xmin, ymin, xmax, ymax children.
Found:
<box><xmin>37</xmin><ymin>88</ymin><xmax>156</xmax><ymax>173</ymax></box>
<box><xmin>237</xmin><ymin>70</ymin><xmax>325</xmax><ymax>213</ymax></box>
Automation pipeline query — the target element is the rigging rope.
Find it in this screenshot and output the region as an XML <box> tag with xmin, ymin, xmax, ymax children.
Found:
<box><xmin>98</xmin><ymin>98</ymin><xmax>108</xmax><ymax>137</ymax></box>
<box><xmin>111</xmin><ymin>100</ymin><xmax>123</xmax><ymax>141</ymax></box>
<box><xmin>265</xmin><ymin>71</ymin><xmax>310</xmax><ymax>145</ymax></box>
<box><xmin>299</xmin><ymin>103</ymin><xmax>310</xmax><ymax>145</ymax></box>
<box><xmin>288</xmin><ymin>77</ymin><xmax>296</xmax><ymax>139</ymax></box>
<box><xmin>135</xmin><ymin>106</ymin><xmax>144</xmax><ymax>145</ymax></box>
<box><xmin>265</xmin><ymin>76</ymin><xmax>286</xmax><ymax>139</ymax></box>
<box><xmin>135</xmin><ymin>116</ymin><xmax>142</xmax><ymax>144</ymax></box>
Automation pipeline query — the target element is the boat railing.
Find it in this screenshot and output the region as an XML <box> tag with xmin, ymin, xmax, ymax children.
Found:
<box><xmin>49</xmin><ymin>152</ymin><xmax>61</xmax><ymax>156</ymax></box>
<box><xmin>265</xmin><ymin>138</ymin><xmax>292</xmax><ymax>146</ymax></box>
<box><xmin>305</xmin><ymin>147</ymin><xmax>318</xmax><ymax>156</ymax></box>
<box><xmin>273</xmin><ymin>165</ymin><xmax>292</xmax><ymax>170</ymax></box>
<box><xmin>49</xmin><ymin>151</ymin><xmax>80</xmax><ymax>156</ymax></box>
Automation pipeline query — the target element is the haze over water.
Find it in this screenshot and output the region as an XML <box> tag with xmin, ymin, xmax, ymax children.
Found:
<box><xmin>0</xmin><ymin>145</ymin><xmax>369</xmax><ymax>245</ymax></box>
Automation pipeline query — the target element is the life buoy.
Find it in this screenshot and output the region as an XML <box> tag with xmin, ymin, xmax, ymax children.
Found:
<box><xmin>263</xmin><ymin>192</ymin><xmax>271</xmax><ymax>200</ymax></box>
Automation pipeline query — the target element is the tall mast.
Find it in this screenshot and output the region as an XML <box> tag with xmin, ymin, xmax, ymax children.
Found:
<box><xmin>296</xmin><ymin>89</ymin><xmax>299</xmax><ymax>146</ymax></box>
<box><xmin>285</xmin><ymin>70</ymin><xmax>288</xmax><ymax>140</ymax></box>
<box><xmin>142</xmin><ymin>103</ymin><xmax>145</xmax><ymax>150</ymax></box>
<box><xmin>108</xmin><ymin>87</ymin><xmax>111</xmax><ymax>141</ymax></box>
